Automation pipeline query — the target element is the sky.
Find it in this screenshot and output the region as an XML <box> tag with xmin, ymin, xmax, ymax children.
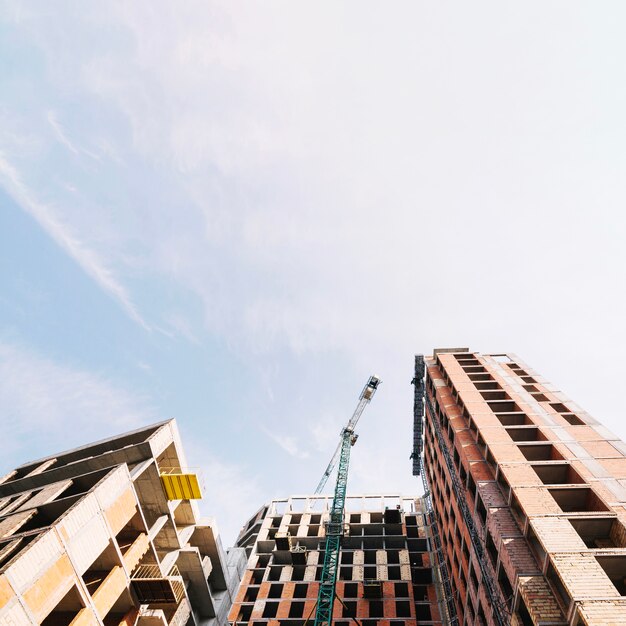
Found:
<box><xmin>1</xmin><ymin>2</ymin><xmax>626</xmax><ymax>546</ymax></box>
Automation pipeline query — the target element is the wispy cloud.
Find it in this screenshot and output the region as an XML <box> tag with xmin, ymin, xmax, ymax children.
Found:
<box><xmin>46</xmin><ymin>110</ymin><xmax>79</xmax><ymax>155</ymax></box>
<box><xmin>261</xmin><ymin>426</ymin><xmax>310</xmax><ymax>459</ymax></box>
<box><xmin>0</xmin><ymin>153</ymin><xmax>150</xmax><ymax>330</ymax></box>
<box><xmin>47</xmin><ymin>110</ymin><xmax>102</xmax><ymax>161</ymax></box>
<box><xmin>0</xmin><ymin>339</ymin><xmax>156</xmax><ymax>467</ymax></box>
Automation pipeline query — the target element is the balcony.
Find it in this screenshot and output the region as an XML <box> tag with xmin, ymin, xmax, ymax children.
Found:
<box><xmin>131</xmin><ymin>565</ymin><xmax>185</xmax><ymax>604</ymax></box>
<box><xmin>85</xmin><ymin>566</ymin><xmax>127</xmax><ymax>619</ymax></box>
<box><xmin>119</xmin><ymin>532</ymin><xmax>150</xmax><ymax>572</ymax></box>
<box><xmin>159</xmin><ymin>470</ymin><xmax>202</xmax><ymax>500</ymax></box>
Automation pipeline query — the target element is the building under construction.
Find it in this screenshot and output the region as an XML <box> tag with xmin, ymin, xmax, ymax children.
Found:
<box><xmin>0</xmin><ymin>420</ymin><xmax>245</xmax><ymax>626</ymax></box>
<box><xmin>417</xmin><ymin>349</ymin><xmax>626</xmax><ymax>626</ymax></box>
<box><xmin>230</xmin><ymin>350</ymin><xmax>626</xmax><ymax>626</ymax></box>
<box><xmin>2</xmin><ymin>349</ymin><xmax>626</xmax><ymax>626</ymax></box>
<box><xmin>229</xmin><ymin>495</ymin><xmax>444</xmax><ymax>626</ymax></box>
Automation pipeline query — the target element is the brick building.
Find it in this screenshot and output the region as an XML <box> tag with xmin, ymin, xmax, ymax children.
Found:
<box><xmin>0</xmin><ymin>420</ymin><xmax>245</xmax><ymax>626</ymax></box>
<box><xmin>419</xmin><ymin>349</ymin><xmax>626</xmax><ymax>626</ymax></box>
<box><xmin>229</xmin><ymin>495</ymin><xmax>446</xmax><ymax>626</ymax></box>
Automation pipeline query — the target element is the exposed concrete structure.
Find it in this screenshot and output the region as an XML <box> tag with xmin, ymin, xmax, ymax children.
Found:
<box><xmin>423</xmin><ymin>349</ymin><xmax>626</xmax><ymax>626</ymax></box>
<box><xmin>229</xmin><ymin>495</ymin><xmax>445</xmax><ymax>626</ymax></box>
<box><xmin>0</xmin><ymin>420</ymin><xmax>245</xmax><ymax>626</ymax></box>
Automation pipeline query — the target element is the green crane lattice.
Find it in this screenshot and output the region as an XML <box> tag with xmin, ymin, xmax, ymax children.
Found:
<box><xmin>312</xmin><ymin>375</ymin><xmax>380</xmax><ymax>626</ymax></box>
<box><xmin>313</xmin><ymin>427</ymin><xmax>355</xmax><ymax>626</ymax></box>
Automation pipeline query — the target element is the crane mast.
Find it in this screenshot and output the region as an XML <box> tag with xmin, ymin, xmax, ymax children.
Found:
<box><xmin>313</xmin><ymin>375</ymin><xmax>381</xmax><ymax>626</ymax></box>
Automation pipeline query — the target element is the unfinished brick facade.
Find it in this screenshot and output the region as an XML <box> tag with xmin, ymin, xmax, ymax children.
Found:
<box><xmin>422</xmin><ymin>349</ymin><xmax>626</xmax><ymax>626</ymax></box>
<box><xmin>229</xmin><ymin>496</ymin><xmax>445</xmax><ymax>626</ymax></box>
<box><xmin>0</xmin><ymin>420</ymin><xmax>245</xmax><ymax>626</ymax></box>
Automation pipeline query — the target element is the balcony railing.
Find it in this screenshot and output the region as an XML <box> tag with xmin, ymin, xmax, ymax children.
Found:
<box><xmin>131</xmin><ymin>564</ymin><xmax>185</xmax><ymax>603</ymax></box>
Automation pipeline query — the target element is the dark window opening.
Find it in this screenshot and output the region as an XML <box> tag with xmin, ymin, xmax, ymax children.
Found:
<box><xmin>531</xmin><ymin>392</ymin><xmax>550</xmax><ymax>402</ymax></box>
<box><xmin>511</xmin><ymin>495</ymin><xmax>526</xmax><ymax>530</ymax></box>
<box><xmin>342</xmin><ymin>601</ymin><xmax>357</xmax><ymax>618</ymax></box>
<box><xmin>546</xmin><ymin>562</ymin><xmax>571</xmax><ymax>612</ymax></box>
<box><xmin>467</xmin><ymin>474</ymin><xmax>477</xmax><ymax>500</ymax></box>
<box><xmin>475</xmin><ymin>381</ymin><xmax>501</xmax><ymax>390</ymax></box>
<box><xmin>562</xmin><ymin>413</ymin><xmax>585</xmax><ymax>426</ymax></box>
<box><xmin>549</xmin><ymin>488</ymin><xmax>609</xmax><ymax>513</ymax></box>
<box><xmin>238</xmin><ymin>605</ymin><xmax>252</xmax><ymax>621</ymax></box>
<box><xmin>476</xmin><ymin>497</ymin><xmax>487</xmax><ymax>525</ymax></box>
<box><xmin>387</xmin><ymin>550</ymin><xmax>400</xmax><ymax>564</ymax></box>
<box><xmin>396</xmin><ymin>601</ymin><xmax>411</xmax><ymax>618</ymax></box>
<box><xmin>516</xmin><ymin>598</ymin><xmax>533</xmax><ymax>626</ymax></box>
<box><xmin>528</xmin><ymin>527</ymin><xmax>547</xmax><ymax>566</ymax></box>
<box><xmin>267</xmin><ymin>566</ymin><xmax>282</xmax><ymax>581</ymax></box>
<box><xmin>550</xmin><ymin>402</ymin><xmax>570</xmax><ymax>413</ymax></box>
<box><xmin>480</xmin><ymin>390</ymin><xmax>511</xmax><ymax>401</ymax></box>
<box><xmin>293</xmin><ymin>584</ymin><xmax>308</xmax><ymax>598</ymax></box>
<box><xmin>532</xmin><ymin>463</ymin><xmax>585</xmax><ymax>485</ymax></box>
<box><xmin>506</xmin><ymin>427</ymin><xmax>546</xmax><ymax>443</ymax></box>
<box><xmin>486</xmin><ymin>532</ymin><xmax>498</xmax><ymax>568</ymax></box>
<box><xmin>244</xmin><ymin>587</ymin><xmax>259</xmax><ymax>602</ymax></box>
<box><xmin>263</xmin><ymin>603</ymin><xmax>279</xmax><ymax>618</ymax></box>
<box><xmin>468</xmin><ymin>373</ymin><xmax>493</xmax><ymax>382</ymax></box>
<box><xmin>596</xmin><ymin>555</ymin><xmax>626</xmax><ymax>595</ymax></box>
<box><xmin>412</xmin><ymin>567</ymin><xmax>432</xmax><ymax>584</ymax></box>
<box><xmin>413</xmin><ymin>584</ymin><xmax>428</xmax><ymax>601</ymax></box>
<box><xmin>487</xmin><ymin>401</ymin><xmax>520</xmax><ymax>413</ymax></box>
<box><xmin>343</xmin><ymin>583</ymin><xmax>359</xmax><ymax>597</ymax></box>
<box><xmin>394</xmin><ymin>583</ymin><xmax>409</xmax><ymax>598</ymax></box>
<box><xmin>469</xmin><ymin>563</ymin><xmax>479</xmax><ymax>592</ymax></box>
<box><xmin>518</xmin><ymin>444</ymin><xmax>564</xmax><ymax>462</ymax></box>
<box><xmin>289</xmin><ymin>602</ymin><xmax>305</xmax><ymax>618</ymax></box>
<box><xmin>496</xmin><ymin>412</ymin><xmax>533</xmax><ymax>427</ymax></box>
<box><xmin>368</xmin><ymin>601</ymin><xmax>383</xmax><ymax>618</ymax></box>
<box><xmin>476</xmin><ymin>601</ymin><xmax>487</xmax><ymax>625</ymax></box>
<box><xmin>569</xmin><ymin>517</ymin><xmax>626</xmax><ymax>549</ymax></box>
<box><xmin>497</xmin><ymin>469</ymin><xmax>511</xmax><ymax>500</ymax></box>
<box><xmin>498</xmin><ymin>566</ymin><xmax>514</xmax><ymax>609</ymax></box>
<box><xmin>268</xmin><ymin>584</ymin><xmax>283</xmax><ymax>599</ymax></box>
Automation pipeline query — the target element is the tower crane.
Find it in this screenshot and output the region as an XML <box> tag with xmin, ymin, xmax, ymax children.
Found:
<box><xmin>312</xmin><ymin>375</ymin><xmax>381</xmax><ymax>626</ymax></box>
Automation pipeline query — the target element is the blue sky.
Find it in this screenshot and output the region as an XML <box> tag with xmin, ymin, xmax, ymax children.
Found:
<box><xmin>1</xmin><ymin>2</ymin><xmax>626</xmax><ymax>544</ymax></box>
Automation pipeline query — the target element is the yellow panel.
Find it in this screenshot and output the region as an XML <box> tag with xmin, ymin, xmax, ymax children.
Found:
<box><xmin>160</xmin><ymin>473</ymin><xmax>202</xmax><ymax>500</ymax></box>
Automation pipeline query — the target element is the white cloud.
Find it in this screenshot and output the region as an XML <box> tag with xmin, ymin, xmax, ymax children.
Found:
<box><xmin>261</xmin><ymin>426</ymin><xmax>310</xmax><ymax>460</ymax></box>
<box><xmin>0</xmin><ymin>153</ymin><xmax>150</xmax><ymax>330</ymax></box>
<box><xmin>1</xmin><ymin>0</ymin><xmax>626</xmax><ymax>504</ymax></box>
<box><xmin>0</xmin><ymin>340</ymin><xmax>155</xmax><ymax>467</ymax></box>
<box><xmin>46</xmin><ymin>110</ymin><xmax>79</xmax><ymax>155</ymax></box>
<box><xmin>47</xmin><ymin>110</ymin><xmax>101</xmax><ymax>160</ymax></box>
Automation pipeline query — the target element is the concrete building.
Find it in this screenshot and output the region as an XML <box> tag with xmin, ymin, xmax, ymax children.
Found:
<box><xmin>419</xmin><ymin>349</ymin><xmax>626</xmax><ymax>626</ymax></box>
<box><xmin>229</xmin><ymin>495</ymin><xmax>447</xmax><ymax>626</ymax></box>
<box><xmin>0</xmin><ymin>420</ymin><xmax>245</xmax><ymax>626</ymax></box>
